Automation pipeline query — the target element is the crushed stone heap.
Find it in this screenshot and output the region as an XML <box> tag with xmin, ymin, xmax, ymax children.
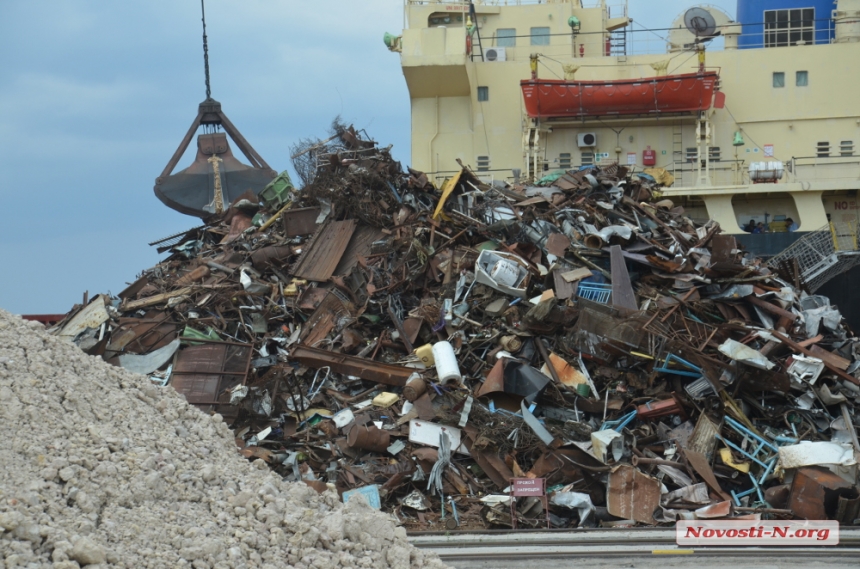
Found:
<box><xmin>0</xmin><ymin>309</ymin><xmax>447</xmax><ymax>569</ymax></box>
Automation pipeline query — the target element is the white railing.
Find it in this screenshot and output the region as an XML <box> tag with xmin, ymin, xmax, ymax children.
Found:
<box><xmin>788</xmin><ymin>156</ymin><xmax>860</xmax><ymax>183</ymax></box>
<box><xmin>668</xmin><ymin>162</ymin><xmax>745</xmax><ymax>187</ymax></box>
<box><xmin>665</xmin><ymin>157</ymin><xmax>860</xmax><ymax>189</ymax></box>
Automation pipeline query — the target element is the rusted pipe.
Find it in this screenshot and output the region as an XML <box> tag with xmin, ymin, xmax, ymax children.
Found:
<box><xmin>631</xmin><ymin>456</ymin><xmax>683</xmax><ymax>468</ymax></box>
<box><xmin>734</xmin><ymin>507</ymin><xmax>793</xmax><ymax>515</ymax></box>
<box><xmin>535</xmin><ymin>338</ymin><xmax>562</xmax><ymax>386</ymax></box>
<box><xmin>403</xmin><ymin>376</ymin><xmax>427</xmax><ymax>402</ymax></box>
<box><xmin>583</xmin><ymin>234</ymin><xmax>605</xmax><ymax>250</ymax></box>
<box><xmin>347</xmin><ymin>424</ymin><xmax>390</xmax><ymax>453</ymax></box>
<box><xmin>746</xmin><ymin>295</ymin><xmax>798</xmax><ymax>322</ymax></box>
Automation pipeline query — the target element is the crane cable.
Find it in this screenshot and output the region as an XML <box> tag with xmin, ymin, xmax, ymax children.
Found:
<box><xmin>201</xmin><ymin>0</ymin><xmax>212</xmax><ymax>100</ymax></box>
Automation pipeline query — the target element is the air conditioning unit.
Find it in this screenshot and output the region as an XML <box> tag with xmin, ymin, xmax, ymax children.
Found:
<box><xmin>485</xmin><ymin>47</ymin><xmax>506</xmax><ymax>62</ymax></box>
<box><xmin>577</xmin><ymin>132</ymin><xmax>597</xmax><ymax>147</ymax></box>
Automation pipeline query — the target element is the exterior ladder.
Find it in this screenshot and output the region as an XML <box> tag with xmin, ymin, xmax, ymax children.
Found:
<box><xmin>672</xmin><ymin>123</ymin><xmax>684</xmax><ymax>164</ymax></box>
<box><xmin>610</xmin><ymin>29</ymin><xmax>627</xmax><ymax>57</ymax></box>
<box><xmin>469</xmin><ymin>3</ymin><xmax>485</xmax><ymax>62</ymax></box>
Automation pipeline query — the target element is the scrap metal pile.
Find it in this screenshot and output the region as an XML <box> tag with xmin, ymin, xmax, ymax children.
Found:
<box><xmin>54</xmin><ymin>126</ymin><xmax>860</xmax><ymax>530</ymax></box>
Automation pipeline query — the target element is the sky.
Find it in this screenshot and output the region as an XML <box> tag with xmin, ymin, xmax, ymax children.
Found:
<box><xmin>0</xmin><ymin>0</ymin><xmax>734</xmax><ymax>315</ymax></box>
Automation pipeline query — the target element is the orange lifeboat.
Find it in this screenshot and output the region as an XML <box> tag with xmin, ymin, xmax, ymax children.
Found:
<box><xmin>521</xmin><ymin>71</ymin><xmax>719</xmax><ymax>119</ymax></box>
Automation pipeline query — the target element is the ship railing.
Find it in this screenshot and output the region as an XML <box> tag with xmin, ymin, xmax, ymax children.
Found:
<box><xmin>732</xmin><ymin>17</ymin><xmax>835</xmax><ymax>48</ymax></box>
<box><xmin>668</xmin><ymin>161</ymin><xmax>746</xmax><ymax>187</ymax></box>
<box><xmin>787</xmin><ymin>155</ymin><xmax>860</xmax><ymax>183</ymax></box>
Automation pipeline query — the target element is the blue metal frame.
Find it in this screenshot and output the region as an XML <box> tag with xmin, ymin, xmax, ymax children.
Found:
<box><xmin>716</xmin><ymin>416</ymin><xmax>780</xmax><ymax>505</ymax></box>
<box><xmin>577</xmin><ymin>282</ymin><xmax>612</xmax><ymax>304</ymax></box>
<box><xmin>601</xmin><ymin>409</ymin><xmax>638</xmax><ymax>432</ymax></box>
<box><xmin>654</xmin><ymin>354</ymin><xmax>703</xmax><ymax>378</ymax></box>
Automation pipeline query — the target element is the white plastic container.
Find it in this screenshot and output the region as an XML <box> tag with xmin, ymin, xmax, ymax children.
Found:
<box><xmin>490</xmin><ymin>259</ymin><xmax>521</xmax><ymax>287</ymax></box>
<box><xmin>432</xmin><ymin>341</ymin><xmax>462</xmax><ymax>384</ymax></box>
<box><xmin>749</xmin><ymin>161</ymin><xmax>784</xmax><ymax>182</ymax></box>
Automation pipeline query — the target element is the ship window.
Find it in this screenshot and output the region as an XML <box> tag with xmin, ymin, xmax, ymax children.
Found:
<box><xmin>709</xmin><ymin>147</ymin><xmax>721</xmax><ymax>162</ymax></box>
<box><xmin>559</xmin><ymin>153</ymin><xmax>572</xmax><ymax>170</ymax></box>
<box><xmin>477</xmin><ymin>86</ymin><xmax>489</xmax><ymax>102</ymax></box>
<box><xmin>581</xmin><ymin>151</ymin><xmax>594</xmax><ymax>166</ymax></box>
<box><xmin>530</xmin><ymin>27</ymin><xmax>550</xmax><ymax>46</ymax></box>
<box><xmin>764</xmin><ymin>8</ymin><xmax>814</xmax><ymax>47</ymax></box>
<box><xmin>817</xmin><ymin>141</ymin><xmax>830</xmax><ymax>157</ymax></box>
<box><xmin>840</xmin><ymin>141</ymin><xmax>855</xmax><ymax>156</ymax></box>
<box><xmin>772</xmin><ymin>72</ymin><xmax>785</xmax><ymax>88</ymax></box>
<box><xmin>476</xmin><ymin>155</ymin><xmax>491</xmax><ymax>171</ymax></box>
<box><xmin>428</xmin><ymin>13</ymin><xmax>463</xmax><ymax>27</ymax></box>
<box><xmin>497</xmin><ymin>28</ymin><xmax>516</xmax><ymax>47</ymax></box>
<box><xmin>796</xmin><ymin>71</ymin><xmax>808</xmax><ymax>86</ymax></box>
<box><xmin>686</xmin><ymin>147</ymin><xmax>698</xmax><ymax>162</ymax></box>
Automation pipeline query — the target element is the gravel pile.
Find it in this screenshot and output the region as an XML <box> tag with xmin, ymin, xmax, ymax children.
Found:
<box><xmin>0</xmin><ymin>310</ymin><xmax>447</xmax><ymax>569</ymax></box>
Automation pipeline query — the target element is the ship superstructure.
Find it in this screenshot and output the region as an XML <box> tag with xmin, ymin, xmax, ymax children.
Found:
<box><xmin>391</xmin><ymin>0</ymin><xmax>860</xmax><ymax>240</ymax></box>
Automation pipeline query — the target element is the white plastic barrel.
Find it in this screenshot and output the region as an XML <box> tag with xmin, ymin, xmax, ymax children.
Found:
<box><xmin>490</xmin><ymin>259</ymin><xmax>520</xmax><ymax>287</ymax></box>
<box><xmin>432</xmin><ymin>341</ymin><xmax>462</xmax><ymax>384</ymax></box>
<box><xmin>749</xmin><ymin>161</ymin><xmax>784</xmax><ymax>182</ymax></box>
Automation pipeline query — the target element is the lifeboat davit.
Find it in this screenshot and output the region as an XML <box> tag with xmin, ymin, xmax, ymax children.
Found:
<box><xmin>520</xmin><ymin>71</ymin><xmax>720</xmax><ymax>119</ymax></box>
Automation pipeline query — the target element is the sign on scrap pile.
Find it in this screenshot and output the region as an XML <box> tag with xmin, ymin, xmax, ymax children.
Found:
<box><xmin>510</xmin><ymin>477</ymin><xmax>549</xmax><ymax>529</ymax></box>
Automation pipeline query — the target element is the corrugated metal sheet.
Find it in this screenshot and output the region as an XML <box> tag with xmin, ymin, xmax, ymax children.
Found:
<box><xmin>171</xmin><ymin>341</ymin><xmax>252</xmax><ymax>405</ymax></box>
<box><xmin>333</xmin><ymin>224</ymin><xmax>385</xmax><ymax>276</ymax></box>
<box><xmin>292</xmin><ymin>220</ymin><xmax>356</xmax><ymax>281</ymax></box>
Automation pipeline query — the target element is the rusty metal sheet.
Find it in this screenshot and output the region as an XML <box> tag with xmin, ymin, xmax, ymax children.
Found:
<box><xmin>118</xmin><ymin>275</ymin><xmax>150</xmax><ymax>300</ymax></box>
<box><xmin>789</xmin><ymin>467</ymin><xmax>855</xmax><ymax>520</ymax></box>
<box><xmin>462</xmin><ymin>431</ymin><xmax>516</xmax><ymax>490</ymax></box>
<box><xmin>607</xmin><ymin>465</ymin><xmax>661</xmax><ymax>524</ymax></box>
<box><xmin>292</xmin><ymin>220</ymin><xmax>356</xmax><ymax>282</ymax></box>
<box><xmin>334</xmin><ymin>224</ymin><xmax>385</xmax><ymax>276</ymax></box>
<box><xmin>686</xmin><ymin>413</ymin><xmax>720</xmax><ymax>462</ymax></box>
<box><xmin>110</xmin><ymin>311</ymin><xmax>178</xmax><ymax>354</ymax></box>
<box><xmin>545</xmin><ymin>233</ymin><xmax>570</xmax><ymax>257</ymax></box>
<box><xmin>250</xmin><ymin>245</ymin><xmax>293</xmax><ymax>270</ymax></box>
<box><xmin>411</xmin><ymin>392</ymin><xmax>437</xmax><ymax>420</ymax></box>
<box><xmin>290</xmin><ymin>345</ymin><xmax>412</xmax><ymax>386</ymax></box>
<box><xmin>299</xmin><ymin>292</ymin><xmax>351</xmax><ymax>347</ymax></box>
<box><xmin>711</xmin><ymin>234</ymin><xmax>738</xmax><ymax>263</ymax></box>
<box><xmin>809</xmin><ymin>344</ymin><xmax>851</xmax><ymax>371</ymax></box>
<box><xmin>610</xmin><ymin>245</ymin><xmax>638</xmax><ymax>311</ymax></box>
<box><xmin>281</xmin><ymin>206</ymin><xmax>321</xmax><ymax>237</ymax></box>
<box><xmin>686</xmin><ymin>449</ymin><xmax>732</xmax><ymax>502</ymax></box>
<box><xmin>171</xmin><ymin>340</ymin><xmax>252</xmax><ymax>405</ymax></box>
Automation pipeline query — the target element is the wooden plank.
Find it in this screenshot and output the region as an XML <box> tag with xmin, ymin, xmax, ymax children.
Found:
<box><xmin>292</xmin><ymin>220</ymin><xmax>356</xmax><ymax>282</ymax></box>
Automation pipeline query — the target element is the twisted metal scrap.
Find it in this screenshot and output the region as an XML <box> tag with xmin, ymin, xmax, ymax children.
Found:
<box><xmin>427</xmin><ymin>431</ymin><xmax>452</xmax><ymax>496</ymax></box>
